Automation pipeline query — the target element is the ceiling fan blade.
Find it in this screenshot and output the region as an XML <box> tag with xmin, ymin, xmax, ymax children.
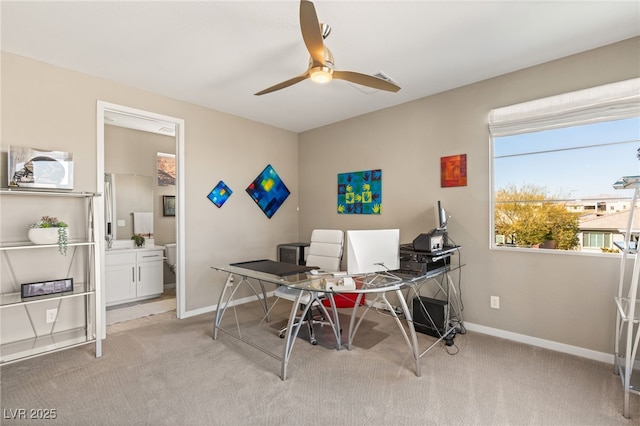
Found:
<box><xmin>254</xmin><ymin>73</ymin><xmax>309</xmax><ymax>96</ymax></box>
<box><xmin>333</xmin><ymin>70</ymin><xmax>401</xmax><ymax>93</ymax></box>
<box><xmin>300</xmin><ymin>0</ymin><xmax>325</xmax><ymax>66</ymax></box>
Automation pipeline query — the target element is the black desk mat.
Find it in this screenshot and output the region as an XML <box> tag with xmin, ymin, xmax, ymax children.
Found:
<box><xmin>229</xmin><ymin>259</ymin><xmax>315</xmax><ymax>277</ymax></box>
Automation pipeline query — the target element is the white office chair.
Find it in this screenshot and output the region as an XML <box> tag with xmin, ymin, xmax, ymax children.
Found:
<box><xmin>274</xmin><ymin>229</ymin><xmax>344</xmax><ymax>345</ymax></box>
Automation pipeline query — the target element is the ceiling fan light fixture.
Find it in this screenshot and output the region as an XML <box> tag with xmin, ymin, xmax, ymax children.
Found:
<box><xmin>310</xmin><ymin>66</ymin><xmax>333</xmax><ymax>84</ymax></box>
<box><xmin>254</xmin><ymin>0</ymin><xmax>400</xmax><ymax>95</ymax></box>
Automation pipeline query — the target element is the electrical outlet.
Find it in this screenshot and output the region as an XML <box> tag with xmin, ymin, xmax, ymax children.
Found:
<box><xmin>490</xmin><ymin>296</ymin><xmax>500</xmax><ymax>310</ymax></box>
<box><xmin>46</xmin><ymin>308</ymin><xmax>57</xmax><ymax>323</ymax></box>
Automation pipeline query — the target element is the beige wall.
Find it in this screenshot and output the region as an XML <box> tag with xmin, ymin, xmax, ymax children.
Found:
<box><xmin>1</xmin><ymin>52</ymin><xmax>300</xmax><ymax>313</ymax></box>
<box><xmin>298</xmin><ymin>37</ymin><xmax>640</xmax><ymax>354</ymax></box>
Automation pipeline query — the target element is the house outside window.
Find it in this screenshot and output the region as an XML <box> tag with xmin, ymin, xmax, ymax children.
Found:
<box><xmin>489</xmin><ymin>78</ymin><xmax>640</xmax><ymax>254</ymax></box>
<box><xmin>582</xmin><ymin>232</ymin><xmax>612</xmax><ymax>250</ymax></box>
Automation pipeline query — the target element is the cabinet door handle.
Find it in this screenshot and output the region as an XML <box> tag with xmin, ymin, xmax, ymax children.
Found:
<box><xmin>139</xmin><ymin>266</ymin><xmax>141</xmax><ymax>281</ymax></box>
<box><xmin>132</xmin><ymin>267</ymin><xmax>135</xmax><ymax>283</ymax></box>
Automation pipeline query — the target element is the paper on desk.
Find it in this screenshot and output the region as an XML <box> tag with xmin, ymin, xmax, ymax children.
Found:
<box><xmin>325</xmin><ymin>277</ymin><xmax>355</xmax><ymax>290</ymax></box>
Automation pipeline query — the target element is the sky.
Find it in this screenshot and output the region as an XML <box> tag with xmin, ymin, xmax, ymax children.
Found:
<box><xmin>493</xmin><ymin>117</ymin><xmax>640</xmax><ymax>200</ymax></box>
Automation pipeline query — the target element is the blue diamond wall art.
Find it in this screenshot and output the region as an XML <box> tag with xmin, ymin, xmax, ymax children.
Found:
<box><xmin>246</xmin><ymin>164</ymin><xmax>290</xmax><ymax>218</ymax></box>
<box><xmin>207</xmin><ymin>181</ymin><xmax>233</xmax><ymax>208</ymax></box>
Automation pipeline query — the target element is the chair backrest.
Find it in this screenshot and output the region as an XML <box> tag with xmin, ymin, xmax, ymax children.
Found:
<box><xmin>305</xmin><ymin>229</ymin><xmax>344</xmax><ymax>272</ymax></box>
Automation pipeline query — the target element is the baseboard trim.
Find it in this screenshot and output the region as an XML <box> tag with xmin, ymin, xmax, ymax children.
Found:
<box><xmin>181</xmin><ymin>292</ymin><xmax>276</xmax><ymax>319</ymax></box>
<box><xmin>464</xmin><ymin>322</ymin><xmax>613</xmax><ymax>364</ymax></box>
<box><xmin>367</xmin><ymin>302</ymin><xmax>613</xmax><ymax>364</ymax></box>
<box><xmin>182</xmin><ymin>305</ymin><xmax>215</xmax><ymax>319</ymax></box>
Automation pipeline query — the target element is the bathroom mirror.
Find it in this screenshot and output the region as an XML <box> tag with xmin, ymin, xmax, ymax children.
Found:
<box><xmin>105</xmin><ymin>173</ymin><xmax>153</xmax><ymax>240</ymax></box>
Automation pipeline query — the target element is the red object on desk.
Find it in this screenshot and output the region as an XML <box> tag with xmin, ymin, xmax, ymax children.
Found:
<box><xmin>322</xmin><ymin>293</ymin><xmax>364</xmax><ymax>308</ymax></box>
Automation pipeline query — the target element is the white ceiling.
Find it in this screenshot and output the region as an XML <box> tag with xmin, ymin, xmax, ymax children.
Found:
<box><xmin>2</xmin><ymin>1</ymin><xmax>639</xmax><ymax>133</ymax></box>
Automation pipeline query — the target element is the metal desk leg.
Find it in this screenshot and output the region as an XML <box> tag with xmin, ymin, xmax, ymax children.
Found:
<box><xmin>249</xmin><ymin>279</ymin><xmax>270</xmax><ymax>322</ymax></box>
<box><xmin>280</xmin><ymin>291</ymin><xmax>343</xmax><ymax>380</ymax></box>
<box><xmin>281</xmin><ymin>290</ymin><xmax>313</xmax><ymax>380</ymax></box>
<box><xmin>446</xmin><ymin>273</ymin><xmax>464</xmax><ymax>330</ymax></box>
<box><xmin>213</xmin><ymin>273</ymin><xmax>236</xmax><ymax>340</ymax></box>
<box><xmin>314</xmin><ymin>293</ymin><xmax>341</xmax><ymax>350</ymax></box>
<box><xmin>347</xmin><ymin>293</ymin><xmax>368</xmax><ymax>350</ymax></box>
<box><xmin>214</xmin><ymin>274</ymin><xmax>274</xmax><ymax>342</ymax></box>
<box><xmin>346</xmin><ymin>290</ymin><xmax>421</xmax><ymax>377</ymax></box>
<box><xmin>396</xmin><ymin>289</ymin><xmax>421</xmax><ymax>377</ymax></box>
<box><xmin>258</xmin><ymin>280</ymin><xmax>270</xmax><ymax>322</ymax></box>
<box><xmin>327</xmin><ymin>294</ymin><xmax>342</xmax><ymax>350</ymax></box>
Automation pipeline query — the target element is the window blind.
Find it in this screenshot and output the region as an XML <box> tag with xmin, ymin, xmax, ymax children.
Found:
<box><xmin>488</xmin><ymin>78</ymin><xmax>640</xmax><ymax>137</ymax></box>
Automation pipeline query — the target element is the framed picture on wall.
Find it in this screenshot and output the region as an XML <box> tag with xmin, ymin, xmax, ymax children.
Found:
<box><xmin>245</xmin><ymin>164</ymin><xmax>290</xmax><ymax>219</ymax></box>
<box><xmin>157</xmin><ymin>152</ymin><xmax>176</xmax><ymax>186</ymax></box>
<box><xmin>337</xmin><ymin>169</ymin><xmax>382</xmax><ymax>215</ymax></box>
<box><xmin>207</xmin><ymin>181</ymin><xmax>233</xmax><ymax>208</ymax></box>
<box><xmin>440</xmin><ymin>154</ymin><xmax>467</xmax><ymax>188</ymax></box>
<box><xmin>163</xmin><ymin>195</ymin><xmax>176</xmax><ymax>216</ymax></box>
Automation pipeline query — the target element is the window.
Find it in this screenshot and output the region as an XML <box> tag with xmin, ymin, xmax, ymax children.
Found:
<box><xmin>582</xmin><ymin>232</ymin><xmax>612</xmax><ymax>250</ymax></box>
<box><xmin>489</xmin><ymin>78</ymin><xmax>640</xmax><ymax>254</ymax></box>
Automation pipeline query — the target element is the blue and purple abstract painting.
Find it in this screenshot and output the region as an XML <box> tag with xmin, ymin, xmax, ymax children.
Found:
<box><xmin>246</xmin><ymin>164</ymin><xmax>290</xmax><ymax>218</ymax></box>
<box><xmin>207</xmin><ymin>181</ymin><xmax>233</xmax><ymax>208</ymax></box>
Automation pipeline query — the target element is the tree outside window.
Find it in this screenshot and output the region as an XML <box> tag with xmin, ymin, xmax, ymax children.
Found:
<box><xmin>494</xmin><ymin>184</ymin><xmax>580</xmax><ymax>250</ymax></box>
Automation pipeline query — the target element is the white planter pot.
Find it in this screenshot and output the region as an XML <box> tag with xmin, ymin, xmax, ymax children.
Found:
<box><xmin>28</xmin><ymin>227</ymin><xmax>68</xmax><ymax>245</ymax></box>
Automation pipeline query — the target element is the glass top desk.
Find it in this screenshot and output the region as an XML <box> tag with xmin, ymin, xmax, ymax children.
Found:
<box><xmin>211</xmin><ymin>258</ymin><xmax>462</xmax><ymax>380</ymax></box>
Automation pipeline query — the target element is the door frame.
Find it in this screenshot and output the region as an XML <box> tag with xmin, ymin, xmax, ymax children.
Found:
<box><xmin>96</xmin><ymin>101</ymin><xmax>186</xmax><ymax>336</ymax></box>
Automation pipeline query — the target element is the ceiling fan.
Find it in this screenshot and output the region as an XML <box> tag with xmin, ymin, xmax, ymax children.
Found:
<box><xmin>254</xmin><ymin>0</ymin><xmax>401</xmax><ymax>96</ymax></box>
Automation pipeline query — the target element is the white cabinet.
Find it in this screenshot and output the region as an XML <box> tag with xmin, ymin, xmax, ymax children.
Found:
<box><xmin>106</xmin><ymin>248</ymin><xmax>163</xmax><ymax>306</ymax></box>
<box><xmin>105</xmin><ymin>253</ymin><xmax>136</xmax><ymax>304</ymax></box>
<box><xmin>137</xmin><ymin>251</ymin><xmax>164</xmax><ymax>297</ymax></box>
<box><xmin>0</xmin><ymin>189</ymin><xmax>101</xmax><ymax>364</ymax></box>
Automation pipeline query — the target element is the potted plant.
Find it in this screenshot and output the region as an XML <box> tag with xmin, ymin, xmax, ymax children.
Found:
<box><xmin>28</xmin><ymin>216</ymin><xmax>69</xmax><ymax>255</ymax></box>
<box><xmin>131</xmin><ymin>233</ymin><xmax>145</xmax><ymax>248</ymax></box>
<box><xmin>540</xmin><ymin>230</ymin><xmax>558</xmax><ymax>249</ymax></box>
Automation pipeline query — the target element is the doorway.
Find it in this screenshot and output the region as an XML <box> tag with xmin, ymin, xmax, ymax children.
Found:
<box><xmin>96</xmin><ymin>101</ymin><xmax>185</xmax><ymax>336</ymax></box>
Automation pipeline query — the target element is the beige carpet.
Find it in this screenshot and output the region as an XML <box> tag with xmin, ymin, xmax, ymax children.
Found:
<box><xmin>1</xmin><ymin>299</ymin><xmax>638</xmax><ymax>426</ymax></box>
<box><xmin>106</xmin><ymin>298</ymin><xmax>176</xmax><ymax>325</ymax></box>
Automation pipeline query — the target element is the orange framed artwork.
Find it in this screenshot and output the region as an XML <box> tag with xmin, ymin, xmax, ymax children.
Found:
<box><xmin>440</xmin><ymin>154</ymin><xmax>467</xmax><ymax>187</ymax></box>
